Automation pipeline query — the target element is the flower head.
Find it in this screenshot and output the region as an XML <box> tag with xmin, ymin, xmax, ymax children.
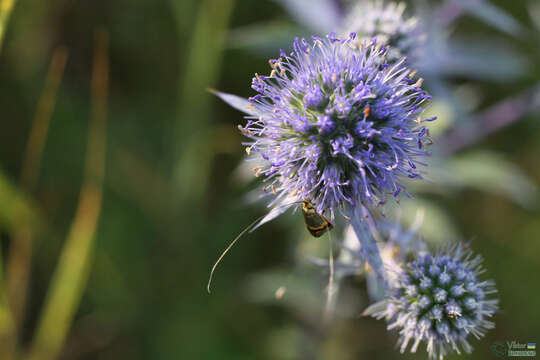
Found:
<box><xmin>365</xmin><ymin>244</ymin><xmax>499</xmax><ymax>359</ymax></box>
<box><xmin>242</xmin><ymin>34</ymin><xmax>434</xmax><ymax>219</ymax></box>
<box><xmin>342</xmin><ymin>1</ymin><xmax>422</xmax><ymax>63</ymax></box>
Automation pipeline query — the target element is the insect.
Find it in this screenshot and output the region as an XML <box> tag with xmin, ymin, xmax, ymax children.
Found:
<box><xmin>301</xmin><ymin>200</ymin><xmax>334</xmax><ymax>237</ymax></box>
<box><xmin>207</xmin><ymin>199</ymin><xmax>334</xmax><ymax>292</ymax></box>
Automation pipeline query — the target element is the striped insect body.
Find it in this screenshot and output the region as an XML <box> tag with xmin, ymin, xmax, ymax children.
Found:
<box><xmin>301</xmin><ymin>200</ymin><xmax>333</xmax><ymax>237</ymax></box>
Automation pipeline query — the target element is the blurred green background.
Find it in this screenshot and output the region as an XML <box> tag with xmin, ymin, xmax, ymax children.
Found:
<box><xmin>0</xmin><ymin>0</ymin><xmax>539</xmax><ymax>359</ymax></box>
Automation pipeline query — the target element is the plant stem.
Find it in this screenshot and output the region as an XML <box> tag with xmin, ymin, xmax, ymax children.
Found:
<box><xmin>6</xmin><ymin>46</ymin><xmax>68</xmax><ymax>335</ymax></box>
<box><xmin>0</xmin><ymin>0</ymin><xmax>17</xmax><ymax>52</ymax></box>
<box><xmin>170</xmin><ymin>0</ymin><xmax>235</xmax><ymax>208</ymax></box>
<box><xmin>26</xmin><ymin>29</ymin><xmax>108</xmax><ymax>360</ymax></box>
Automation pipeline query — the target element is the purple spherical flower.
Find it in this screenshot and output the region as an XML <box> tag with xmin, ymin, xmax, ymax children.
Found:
<box><xmin>240</xmin><ymin>33</ymin><xmax>434</xmax><ymax>219</ymax></box>
<box><xmin>365</xmin><ymin>244</ymin><xmax>499</xmax><ymax>359</ymax></box>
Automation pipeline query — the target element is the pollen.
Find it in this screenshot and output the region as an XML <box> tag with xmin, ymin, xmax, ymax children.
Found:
<box><xmin>275</xmin><ymin>286</ymin><xmax>286</xmax><ymax>300</ymax></box>
<box><xmin>252</xmin><ymin>167</ymin><xmax>262</xmax><ymax>177</ymax></box>
<box><xmin>364</xmin><ymin>106</ymin><xmax>371</xmax><ymax>118</ymax></box>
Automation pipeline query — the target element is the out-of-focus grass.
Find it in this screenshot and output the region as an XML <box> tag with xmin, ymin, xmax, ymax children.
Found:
<box><xmin>0</xmin><ymin>173</ymin><xmax>41</xmax><ymax>233</ymax></box>
<box><xmin>170</xmin><ymin>0</ymin><xmax>235</xmax><ymax>208</ymax></box>
<box><xmin>0</xmin><ymin>0</ymin><xmax>17</xmax><ymax>51</ymax></box>
<box><xmin>27</xmin><ymin>30</ymin><xmax>108</xmax><ymax>360</ymax></box>
<box><xmin>6</xmin><ymin>46</ymin><xmax>67</xmax><ymax>332</ymax></box>
<box><xmin>0</xmin><ymin>169</ymin><xmax>44</xmax><ymax>359</ymax></box>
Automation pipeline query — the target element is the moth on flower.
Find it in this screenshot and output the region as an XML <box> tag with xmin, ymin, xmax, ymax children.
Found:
<box><xmin>301</xmin><ymin>200</ymin><xmax>333</xmax><ymax>237</ymax></box>
<box><xmin>209</xmin><ymin>33</ymin><xmax>436</xmax><ymax>290</ymax></box>
<box><xmin>241</xmin><ymin>33</ymin><xmax>435</xmax><ymax>224</ymax></box>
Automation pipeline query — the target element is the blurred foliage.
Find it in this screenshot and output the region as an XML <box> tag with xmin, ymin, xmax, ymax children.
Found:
<box><xmin>0</xmin><ymin>0</ymin><xmax>538</xmax><ymax>359</ymax></box>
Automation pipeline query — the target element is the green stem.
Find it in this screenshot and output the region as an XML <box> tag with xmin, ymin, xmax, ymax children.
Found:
<box><xmin>170</xmin><ymin>0</ymin><xmax>235</xmax><ymax>207</ymax></box>
<box><xmin>26</xmin><ymin>29</ymin><xmax>108</xmax><ymax>360</ymax></box>
<box><xmin>0</xmin><ymin>0</ymin><xmax>17</xmax><ymax>52</ymax></box>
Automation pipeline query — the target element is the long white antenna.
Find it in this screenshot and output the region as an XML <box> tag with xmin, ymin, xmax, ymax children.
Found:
<box><xmin>207</xmin><ymin>215</ymin><xmax>264</xmax><ymax>293</ymax></box>
<box><xmin>207</xmin><ymin>201</ymin><xmax>301</xmax><ymax>293</ymax></box>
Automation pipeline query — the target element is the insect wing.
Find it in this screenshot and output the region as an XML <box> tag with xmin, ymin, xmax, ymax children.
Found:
<box><xmin>302</xmin><ymin>201</ymin><xmax>333</xmax><ymax>237</ymax></box>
